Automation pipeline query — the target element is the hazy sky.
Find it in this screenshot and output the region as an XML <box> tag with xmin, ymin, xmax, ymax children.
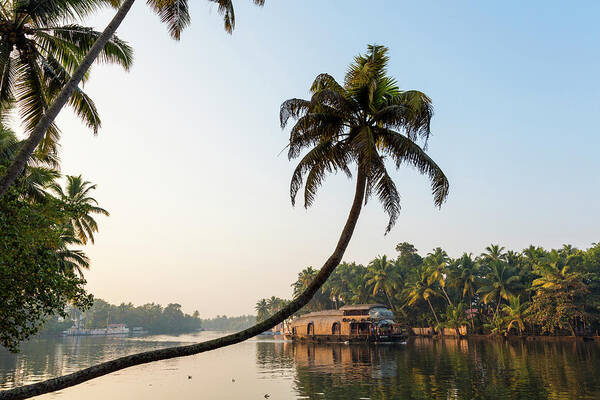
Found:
<box><xmin>37</xmin><ymin>1</ymin><xmax>600</xmax><ymax>317</ymax></box>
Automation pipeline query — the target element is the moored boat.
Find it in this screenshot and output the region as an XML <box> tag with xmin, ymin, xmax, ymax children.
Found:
<box><xmin>285</xmin><ymin>304</ymin><xmax>406</xmax><ymax>343</ymax></box>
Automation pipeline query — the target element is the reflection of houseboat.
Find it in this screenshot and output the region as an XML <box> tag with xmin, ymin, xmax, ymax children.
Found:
<box><xmin>285</xmin><ymin>304</ymin><xmax>406</xmax><ymax>342</ymax></box>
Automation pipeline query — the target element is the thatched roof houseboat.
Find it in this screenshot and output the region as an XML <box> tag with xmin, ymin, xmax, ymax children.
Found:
<box><xmin>285</xmin><ymin>304</ymin><xmax>406</xmax><ymax>342</ymax></box>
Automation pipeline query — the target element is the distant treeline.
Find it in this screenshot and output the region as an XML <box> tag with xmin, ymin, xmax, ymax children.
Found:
<box><xmin>200</xmin><ymin>315</ymin><xmax>256</xmax><ymax>331</ymax></box>
<box><xmin>39</xmin><ymin>299</ymin><xmax>202</xmax><ymax>335</ymax></box>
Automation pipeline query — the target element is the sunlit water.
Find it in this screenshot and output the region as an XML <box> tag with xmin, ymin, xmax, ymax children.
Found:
<box><xmin>1</xmin><ymin>332</ymin><xmax>599</xmax><ymax>399</ymax></box>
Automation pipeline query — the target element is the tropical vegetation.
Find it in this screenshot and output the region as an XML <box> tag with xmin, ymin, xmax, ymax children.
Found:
<box><xmin>0</xmin><ymin>124</ymin><xmax>107</xmax><ymax>352</ymax></box>
<box><xmin>0</xmin><ymin>43</ymin><xmax>449</xmax><ymax>398</ymax></box>
<box><xmin>270</xmin><ymin>242</ymin><xmax>600</xmax><ymax>336</ymax></box>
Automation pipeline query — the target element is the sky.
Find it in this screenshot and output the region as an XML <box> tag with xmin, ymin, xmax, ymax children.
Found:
<box><xmin>33</xmin><ymin>1</ymin><xmax>600</xmax><ymax>317</ymax></box>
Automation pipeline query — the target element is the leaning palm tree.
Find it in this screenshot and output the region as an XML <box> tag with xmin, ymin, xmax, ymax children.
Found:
<box><xmin>0</xmin><ymin>0</ymin><xmax>266</xmax><ymax>199</ymax></box>
<box><xmin>0</xmin><ymin>44</ymin><xmax>448</xmax><ymax>400</ymax></box>
<box><xmin>0</xmin><ymin>0</ymin><xmax>133</xmax><ymax>155</ymax></box>
<box><xmin>404</xmin><ymin>266</ymin><xmax>443</xmax><ymax>326</ymax></box>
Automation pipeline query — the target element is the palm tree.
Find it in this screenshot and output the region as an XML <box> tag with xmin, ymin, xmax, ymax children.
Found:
<box><xmin>0</xmin><ymin>0</ymin><xmax>133</xmax><ymax>156</ymax></box>
<box><xmin>481</xmin><ymin>244</ymin><xmax>506</xmax><ymax>264</ymax></box>
<box><xmin>404</xmin><ymin>266</ymin><xmax>442</xmax><ymax>326</ymax></box>
<box><xmin>49</xmin><ymin>175</ymin><xmax>109</xmax><ymax>245</ymax></box>
<box><xmin>502</xmin><ymin>295</ymin><xmax>528</xmax><ymax>336</ymax></box>
<box><xmin>443</xmin><ymin>303</ymin><xmax>468</xmax><ymax>337</ymax></box>
<box><xmin>365</xmin><ymin>255</ymin><xmax>399</xmax><ymax>311</ymax></box>
<box><xmin>0</xmin><ymin>0</ymin><xmax>267</xmax><ymax>199</ymax></box>
<box><xmin>532</xmin><ymin>250</ymin><xmax>580</xmax><ymax>290</ymax></box>
<box><xmin>477</xmin><ymin>261</ymin><xmax>519</xmax><ymax>318</ymax></box>
<box><xmin>424</xmin><ymin>249</ymin><xmax>453</xmax><ymax>306</ymax></box>
<box><xmin>3</xmin><ymin>44</ymin><xmax>449</xmax><ymax>399</ymax></box>
<box><xmin>57</xmin><ymin>231</ymin><xmax>90</xmax><ymax>277</ymax></box>
<box><xmin>255</xmin><ymin>299</ymin><xmax>269</xmax><ymax>322</ymax></box>
<box><xmin>0</xmin><ymin>122</ymin><xmax>59</xmax><ymax>201</ymax></box>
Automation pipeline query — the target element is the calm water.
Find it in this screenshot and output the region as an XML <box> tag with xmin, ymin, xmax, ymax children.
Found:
<box><xmin>1</xmin><ymin>332</ymin><xmax>599</xmax><ymax>399</ymax></box>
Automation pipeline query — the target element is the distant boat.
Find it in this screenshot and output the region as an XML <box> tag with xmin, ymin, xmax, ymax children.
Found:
<box><xmin>62</xmin><ymin>323</ymin><xmax>131</xmax><ymax>336</ymax></box>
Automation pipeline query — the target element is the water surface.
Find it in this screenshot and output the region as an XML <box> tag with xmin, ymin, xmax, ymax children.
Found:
<box><xmin>1</xmin><ymin>332</ymin><xmax>599</xmax><ymax>399</ymax></box>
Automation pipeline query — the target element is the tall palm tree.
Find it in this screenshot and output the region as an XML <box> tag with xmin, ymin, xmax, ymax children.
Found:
<box><xmin>2</xmin><ymin>44</ymin><xmax>449</xmax><ymax>399</ymax></box>
<box><xmin>481</xmin><ymin>244</ymin><xmax>506</xmax><ymax>264</ymax></box>
<box><xmin>404</xmin><ymin>266</ymin><xmax>442</xmax><ymax>326</ymax></box>
<box><xmin>49</xmin><ymin>175</ymin><xmax>109</xmax><ymax>244</ymax></box>
<box><xmin>424</xmin><ymin>248</ymin><xmax>453</xmax><ymax>306</ymax></box>
<box><xmin>0</xmin><ymin>0</ymin><xmax>133</xmax><ymax>155</ymax></box>
<box><xmin>365</xmin><ymin>255</ymin><xmax>399</xmax><ymax>311</ymax></box>
<box><xmin>0</xmin><ymin>0</ymin><xmax>267</xmax><ymax>199</ymax></box>
<box><xmin>254</xmin><ymin>299</ymin><xmax>269</xmax><ymax>322</ymax></box>
<box><xmin>477</xmin><ymin>261</ymin><xmax>519</xmax><ymax>318</ymax></box>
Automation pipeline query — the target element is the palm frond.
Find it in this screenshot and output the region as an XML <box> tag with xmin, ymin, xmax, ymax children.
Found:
<box><xmin>377</xmin><ymin>128</ymin><xmax>449</xmax><ymax>207</ymax></box>
<box><xmin>147</xmin><ymin>0</ymin><xmax>191</xmax><ymax>40</ymax></box>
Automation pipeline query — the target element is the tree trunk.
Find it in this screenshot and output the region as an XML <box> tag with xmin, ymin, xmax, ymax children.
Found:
<box><xmin>0</xmin><ymin>0</ymin><xmax>137</xmax><ymax>199</ymax></box>
<box><xmin>385</xmin><ymin>289</ymin><xmax>395</xmax><ymax>313</ymax></box>
<box><xmin>426</xmin><ymin>298</ymin><xmax>440</xmax><ymax>327</ymax></box>
<box><xmin>441</xmin><ymin>287</ymin><xmax>453</xmax><ymax>307</ymax></box>
<box><xmin>494</xmin><ymin>293</ymin><xmax>502</xmax><ymax>319</ymax></box>
<box><xmin>0</xmin><ymin>169</ymin><xmax>368</xmax><ymax>400</ymax></box>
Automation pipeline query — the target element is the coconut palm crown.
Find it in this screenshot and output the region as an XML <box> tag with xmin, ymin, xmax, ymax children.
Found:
<box><xmin>0</xmin><ymin>0</ymin><xmax>134</xmax><ymax>155</ymax></box>
<box><xmin>280</xmin><ymin>44</ymin><xmax>449</xmax><ymax>233</ymax></box>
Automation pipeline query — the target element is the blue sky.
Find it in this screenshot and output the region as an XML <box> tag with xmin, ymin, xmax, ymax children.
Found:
<box><xmin>48</xmin><ymin>1</ymin><xmax>599</xmax><ymax>315</ymax></box>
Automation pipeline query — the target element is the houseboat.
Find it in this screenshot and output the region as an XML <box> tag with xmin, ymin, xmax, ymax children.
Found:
<box><xmin>285</xmin><ymin>304</ymin><xmax>406</xmax><ymax>343</ymax></box>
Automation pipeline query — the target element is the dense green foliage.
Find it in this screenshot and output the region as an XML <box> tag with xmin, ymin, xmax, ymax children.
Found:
<box><xmin>0</xmin><ymin>188</ymin><xmax>93</xmax><ymax>351</ymax></box>
<box><xmin>0</xmin><ymin>0</ymin><xmax>133</xmax><ymax>155</ymax></box>
<box><xmin>75</xmin><ymin>299</ymin><xmax>202</xmax><ymax>333</ymax></box>
<box><xmin>0</xmin><ymin>125</ymin><xmax>105</xmax><ymax>352</ymax></box>
<box><xmin>200</xmin><ymin>315</ymin><xmax>256</xmax><ymax>331</ymax></box>
<box><xmin>269</xmin><ymin>242</ymin><xmax>600</xmax><ymax>336</ymax></box>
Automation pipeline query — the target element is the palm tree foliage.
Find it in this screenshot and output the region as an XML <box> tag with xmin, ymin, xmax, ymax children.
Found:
<box><xmin>268</xmin><ymin>241</ymin><xmax>600</xmax><ymax>337</ymax></box>
<box><xmin>0</xmin><ymin>0</ymin><xmax>266</xmax><ymax>200</ymax></box>
<box><xmin>1</xmin><ymin>123</ymin><xmax>107</xmax><ymax>351</ymax></box>
<box><xmin>280</xmin><ymin>44</ymin><xmax>449</xmax><ymax>233</ymax></box>
<box><xmin>49</xmin><ymin>174</ymin><xmax>109</xmax><ymax>244</ymax></box>
<box><xmin>0</xmin><ymin>0</ymin><xmax>133</xmax><ymax>155</ymax></box>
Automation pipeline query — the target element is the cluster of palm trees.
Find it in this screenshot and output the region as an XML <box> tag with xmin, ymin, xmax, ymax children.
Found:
<box><xmin>255</xmin><ymin>296</ymin><xmax>289</xmax><ymax>323</ymax></box>
<box><xmin>0</xmin><ymin>124</ymin><xmax>108</xmax><ymax>276</ymax></box>
<box><xmin>276</xmin><ymin>242</ymin><xmax>600</xmax><ymax>336</ymax></box>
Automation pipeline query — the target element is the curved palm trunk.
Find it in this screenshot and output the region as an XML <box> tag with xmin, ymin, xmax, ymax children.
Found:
<box><xmin>441</xmin><ymin>287</ymin><xmax>453</xmax><ymax>306</ymax></box>
<box><xmin>384</xmin><ymin>289</ymin><xmax>395</xmax><ymax>313</ymax></box>
<box><xmin>0</xmin><ymin>170</ymin><xmax>368</xmax><ymax>400</ymax></box>
<box><xmin>0</xmin><ymin>0</ymin><xmax>137</xmax><ymax>199</ymax></box>
<box><xmin>426</xmin><ymin>298</ymin><xmax>440</xmax><ymax>327</ymax></box>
